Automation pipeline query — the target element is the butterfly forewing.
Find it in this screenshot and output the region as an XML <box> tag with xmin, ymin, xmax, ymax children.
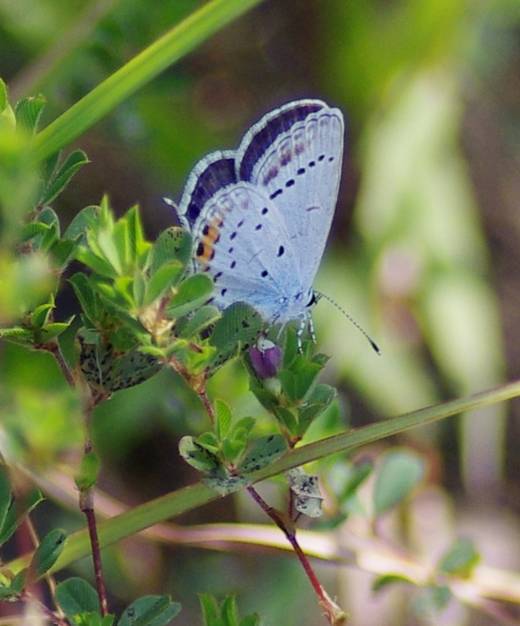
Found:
<box><xmin>236</xmin><ymin>102</ymin><xmax>344</xmax><ymax>289</ymax></box>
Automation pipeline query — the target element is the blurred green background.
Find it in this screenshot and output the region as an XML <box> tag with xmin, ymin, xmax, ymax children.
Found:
<box><xmin>0</xmin><ymin>0</ymin><xmax>519</xmax><ymax>624</ymax></box>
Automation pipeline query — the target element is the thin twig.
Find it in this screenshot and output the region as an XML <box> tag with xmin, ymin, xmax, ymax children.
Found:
<box><xmin>41</xmin><ymin>342</ymin><xmax>109</xmax><ymax>617</ymax></box>
<box><xmin>79</xmin><ymin>488</ymin><xmax>108</xmax><ymax>616</ymax></box>
<box><xmin>246</xmin><ymin>485</ymin><xmax>346</xmax><ymax>625</ymax></box>
<box><xmin>79</xmin><ymin>400</ymin><xmax>108</xmax><ymax>616</ymax></box>
<box><xmin>45</xmin><ymin>342</ymin><xmax>76</xmax><ymax>388</ymax></box>
<box><xmin>198</xmin><ymin>386</ymin><xmax>215</xmax><ymax>424</ymax></box>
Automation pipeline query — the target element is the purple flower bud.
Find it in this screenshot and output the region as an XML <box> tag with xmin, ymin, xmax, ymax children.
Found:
<box><xmin>249</xmin><ymin>338</ymin><xmax>282</xmax><ymax>379</ymax></box>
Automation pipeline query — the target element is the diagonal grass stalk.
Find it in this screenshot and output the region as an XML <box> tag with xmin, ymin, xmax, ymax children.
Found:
<box><xmin>31</xmin><ymin>0</ymin><xmax>263</xmax><ymax>162</ymax></box>
<box><xmin>5</xmin><ymin>378</ymin><xmax>520</xmax><ymax>576</ymax></box>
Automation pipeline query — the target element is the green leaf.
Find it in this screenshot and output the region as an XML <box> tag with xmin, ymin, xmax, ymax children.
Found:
<box><xmin>40</xmin><ymin>149</ymin><xmax>89</xmax><ymax>206</ymax></box>
<box><xmin>9</xmin><ymin>569</ymin><xmax>27</xmax><ymax>595</ymax></box>
<box><xmin>69</xmin><ymin>273</ymin><xmax>101</xmax><ymax>326</ymax></box>
<box><xmin>238</xmin><ymin>435</ymin><xmax>287</xmax><ymax>475</ymax></box>
<box><xmin>297</xmin><ymin>383</ymin><xmax>336</xmax><ymax>435</ymax></box>
<box><xmin>412</xmin><ymin>585</ymin><xmax>452</xmax><ymax>616</ymax></box>
<box><xmin>31</xmin><ymin>207</ymin><xmax>60</xmax><ymax>251</ymax></box>
<box><xmin>221</xmin><ymin>596</ymin><xmax>239</xmax><ymax>626</ymax></box>
<box><xmin>196</xmin><ymin>432</ymin><xmax>220</xmax><ymax>453</ymax></box>
<box><xmin>76</xmin><ymin>246</ymin><xmax>118</xmax><ymax>278</ymax></box>
<box><xmin>96</xmin><ymin>228</ymin><xmax>123</xmax><ymax>275</ymax></box>
<box><xmin>0</xmin><ymin>326</ymin><xmax>35</xmax><ymax>345</ymax></box>
<box><xmin>20</xmin><ymin>221</ymin><xmax>52</xmax><ymax>241</ymax></box>
<box><xmin>15</xmin><ymin>95</ymin><xmax>46</xmax><ymax>134</ymax></box>
<box><xmin>199</xmin><ymin>594</ymin><xmax>221</xmax><ymax>626</ymax></box>
<box><xmin>339</xmin><ymin>460</ymin><xmax>373</xmax><ymax>502</ymax></box>
<box><xmin>439</xmin><ymin>538</ymin><xmax>480</xmax><ymax>577</ymax></box>
<box><xmin>78</xmin><ymin>339</ymin><xmax>161</xmax><ymax>394</ymax></box>
<box><xmin>373</xmin><ymin>450</ymin><xmax>424</xmax><ymax>516</ymax></box>
<box><xmin>179</xmin><ymin>437</ymin><xmax>220</xmax><ymax>473</ymax></box>
<box><xmin>273</xmin><ymin>406</ymin><xmax>298</xmax><ymax>434</ymax></box>
<box><xmin>148</xmin><ymin>227</ymin><xmax>191</xmax><ymax>275</ymax></box>
<box><xmin>31</xmin><ymin>302</ymin><xmax>54</xmax><ymax>328</ymax></box>
<box><xmin>279</xmin><ymin>357</ymin><xmax>323</xmax><ymax>403</ymax></box>
<box><xmin>210</xmin><ymin>302</ymin><xmax>263</xmax><ymax>358</ymax></box>
<box><xmin>167</xmin><ymin>274</ymin><xmax>213</xmax><ymax>318</ymax></box>
<box><xmin>239</xmin><ymin>616</ymin><xmax>260</xmax><ymax>626</ymax></box>
<box><xmin>29</xmin><ymin>528</ymin><xmax>66</xmax><ymax>579</ymax></box>
<box><xmin>118</xmin><ymin>595</ymin><xmax>181</xmax><ymax>626</ymax></box>
<box><xmin>39</xmin><ymin>321</ymin><xmax>72</xmax><ymax>343</ymax></box>
<box><xmin>221</xmin><ymin>415</ymin><xmax>256</xmax><ymax>463</ymax></box>
<box><xmin>56</xmin><ymin>577</ymin><xmax>100</xmax><ymax>617</ymax></box>
<box><xmin>125</xmin><ymin>205</ymin><xmax>148</xmax><ymax>265</ymax></box>
<box><xmin>203</xmin><ymin>473</ymin><xmax>248</xmax><ymax>496</ymax></box>
<box><xmin>176</xmin><ymin>305</ymin><xmax>220</xmax><ymax>338</ymax></box>
<box><xmin>0</xmin><ymin>489</ymin><xmax>44</xmax><ymax>545</ymax></box>
<box><xmin>75</xmin><ymin>451</ymin><xmax>101</xmax><ymax>491</ymax></box>
<box><xmin>215</xmin><ymin>399</ymin><xmax>232</xmax><ymax>440</ymax></box>
<box><xmin>0</xmin><ymin>464</ymin><xmax>12</xmax><ymax>539</ymax></box>
<box><xmin>145</xmin><ymin>261</ymin><xmax>183</xmax><ymax>305</ymax></box>
<box><xmin>50</xmin><ymin>239</ymin><xmax>77</xmax><ymax>267</ymax></box>
<box><xmin>372</xmin><ymin>573</ymin><xmax>415</xmax><ymax>592</ymax></box>
<box><xmin>73</xmin><ymin>612</ymin><xmax>115</xmax><ymax>626</ymax></box>
<box><xmin>63</xmin><ymin>206</ymin><xmax>100</xmax><ymax>242</ymax></box>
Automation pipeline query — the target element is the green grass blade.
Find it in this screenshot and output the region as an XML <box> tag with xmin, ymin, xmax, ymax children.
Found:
<box><xmin>31</xmin><ymin>0</ymin><xmax>263</xmax><ymax>162</ymax></box>
<box><xmin>5</xmin><ymin>379</ymin><xmax>520</xmax><ymax>575</ymax></box>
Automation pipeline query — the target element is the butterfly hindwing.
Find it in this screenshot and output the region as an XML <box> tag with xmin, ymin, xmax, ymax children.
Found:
<box><xmin>191</xmin><ymin>182</ymin><xmax>304</xmax><ymax>323</ymax></box>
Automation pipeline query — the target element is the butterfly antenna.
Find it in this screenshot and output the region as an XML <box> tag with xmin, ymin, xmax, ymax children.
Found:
<box><xmin>162</xmin><ymin>196</ymin><xmax>178</xmax><ymax>210</ymax></box>
<box><xmin>163</xmin><ymin>197</ymin><xmax>190</xmax><ymax>230</ymax></box>
<box><xmin>315</xmin><ymin>290</ymin><xmax>381</xmax><ymax>355</ymax></box>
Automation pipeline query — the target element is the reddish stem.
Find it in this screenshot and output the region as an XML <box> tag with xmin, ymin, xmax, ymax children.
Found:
<box><xmin>80</xmin><ymin>488</ymin><xmax>108</xmax><ymax>616</ymax></box>
<box><xmin>247</xmin><ymin>485</ymin><xmax>341</xmax><ymax>623</ymax></box>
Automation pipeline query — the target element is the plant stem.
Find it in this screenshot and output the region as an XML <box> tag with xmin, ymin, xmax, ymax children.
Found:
<box><xmin>79</xmin><ymin>399</ymin><xmax>108</xmax><ymax>615</ymax></box>
<box><xmin>246</xmin><ymin>485</ymin><xmax>346</xmax><ymax>625</ymax></box>
<box><xmin>46</xmin><ymin>342</ymin><xmax>76</xmax><ymax>388</ymax></box>
<box><xmin>79</xmin><ymin>487</ymin><xmax>108</xmax><ymax>616</ymax></box>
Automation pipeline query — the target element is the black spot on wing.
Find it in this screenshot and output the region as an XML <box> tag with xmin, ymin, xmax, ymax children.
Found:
<box><xmin>239</xmin><ymin>103</ymin><xmax>323</xmax><ymax>181</ymax></box>
<box><xmin>186</xmin><ymin>156</ymin><xmax>237</xmax><ymax>226</ymax></box>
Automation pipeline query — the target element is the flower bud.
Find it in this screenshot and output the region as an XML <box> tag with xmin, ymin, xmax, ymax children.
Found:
<box><xmin>249</xmin><ymin>337</ymin><xmax>282</xmax><ymax>379</ymax></box>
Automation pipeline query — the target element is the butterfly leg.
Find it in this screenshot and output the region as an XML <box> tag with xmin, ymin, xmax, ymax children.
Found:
<box><xmin>297</xmin><ymin>315</ymin><xmax>307</xmax><ymax>352</ymax></box>
<box><xmin>307</xmin><ymin>314</ymin><xmax>317</xmax><ymax>344</ymax></box>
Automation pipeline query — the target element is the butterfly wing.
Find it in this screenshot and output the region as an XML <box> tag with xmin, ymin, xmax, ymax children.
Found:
<box><xmin>177</xmin><ymin>150</ymin><xmax>237</xmax><ymax>229</ymax></box>
<box><xmin>181</xmin><ymin>163</ymin><xmax>304</xmax><ymax>322</ymax></box>
<box><xmin>236</xmin><ymin>100</ymin><xmax>344</xmax><ymax>291</ymax></box>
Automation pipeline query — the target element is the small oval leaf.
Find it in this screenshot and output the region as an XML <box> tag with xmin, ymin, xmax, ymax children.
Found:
<box><xmin>373</xmin><ymin>450</ymin><xmax>424</xmax><ymax>516</ymax></box>
<box><xmin>56</xmin><ymin>577</ymin><xmax>100</xmax><ymax>617</ymax></box>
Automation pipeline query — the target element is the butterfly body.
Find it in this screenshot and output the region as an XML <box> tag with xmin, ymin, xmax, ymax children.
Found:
<box><xmin>176</xmin><ymin>99</ymin><xmax>345</xmax><ymax>328</ymax></box>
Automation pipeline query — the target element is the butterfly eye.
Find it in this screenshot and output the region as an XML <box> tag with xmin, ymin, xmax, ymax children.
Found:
<box><xmin>306</xmin><ymin>291</ymin><xmax>318</xmax><ymax>308</ymax></box>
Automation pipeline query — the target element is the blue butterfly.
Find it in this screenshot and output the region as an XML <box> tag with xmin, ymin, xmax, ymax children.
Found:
<box><xmin>175</xmin><ymin>99</ymin><xmax>344</xmax><ymax>338</ymax></box>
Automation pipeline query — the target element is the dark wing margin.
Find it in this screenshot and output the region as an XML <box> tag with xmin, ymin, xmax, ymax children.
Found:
<box><xmin>177</xmin><ymin>150</ymin><xmax>237</xmax><ymax>227</ymax></box>
<box><xmin>237</xmin><ymin>100</ymin><xmax>326</xmax><ymax>181</ymax></box>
